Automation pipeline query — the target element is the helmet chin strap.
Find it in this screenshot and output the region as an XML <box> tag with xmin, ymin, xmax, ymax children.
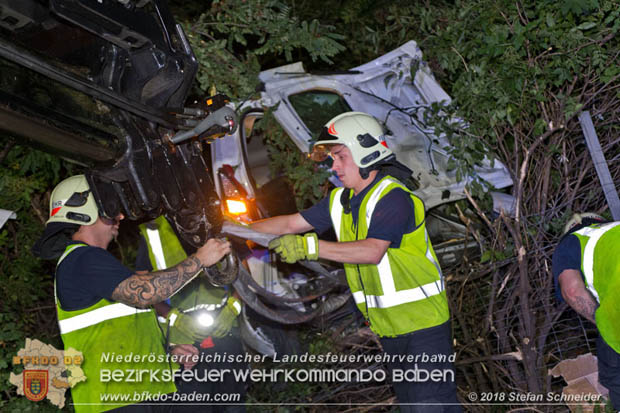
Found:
<box><xmin>359</xmin><ymin>166</ymin><xmax>372</xmax><ymax>180</ymax></box>
<box><xmin>340</xmin><ymin>187</ymin><xmax>352</xmax><ymax>215</ymax></box>
<box><xmin>341</xmin><ymin>156</ymin><xmax>415</xmax><ymax>215</ymax></box>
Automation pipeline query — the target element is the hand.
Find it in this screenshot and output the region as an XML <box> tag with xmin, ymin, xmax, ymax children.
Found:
<box><xmin>268</xmin><ymin>233</ymin><xmax>319</xmax><ymax>264</ymax></box>
<box><xmin>166</xmin><ymin>308</ymin><xmax>211</xmax><ymax>343</ymax></box>
<box><xmin>169</xmin><ymin>344</ymin><xmax>199</xmax><ymax>370</ymax></box>
<box><xmin>211</xmin><ymin>297</ymin><xmax>241</xmax><ymax>338</ymax></box>
<box><xmin>196</xmin><ymin>238</ymin><xmax>231</xmax><ymax>267</ymax></box>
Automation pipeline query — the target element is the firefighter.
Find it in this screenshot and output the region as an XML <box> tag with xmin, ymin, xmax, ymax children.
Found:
<box><xmin>136</xmin><ymin>215</ymin><xmax>247</xmax><ymax>412</ymax></box>
<box><xmin>33</xmin><ymin>174</ymin><xmax>230</xmax><ymax>412</ymax></box>
<box><xmin>552</xmin><ymin>212</ymin><xmax>620</xmax><ymax>409</ymax></box>
<box><xmin>250</xmin><ymin>112</ymin><xmax>461</xmax><ymax>412</ymax></box>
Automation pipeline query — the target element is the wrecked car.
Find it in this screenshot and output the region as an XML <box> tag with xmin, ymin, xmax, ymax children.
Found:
<box><xmin>211</xmin><ymin>40</ymin><xmax>513</xmax><ymax>263</ymax></box>
<box><xmin>211</xmin><ymin>41</ymin><xmax>514</xmax><ymax>353</ymax></box>
<box><xmin>0</xmin><ymin>0</ymin><xmax>348</xmax><ymax>355</ymax></box>
<box><xmin>0</xmin><ymin>1</ymin><xmax>512</xmax><ymax>355</ymax></box>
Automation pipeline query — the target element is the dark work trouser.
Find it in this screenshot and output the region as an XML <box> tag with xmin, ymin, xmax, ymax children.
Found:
<box><xmin>380</xmin><ymin>321</ymin><xmax>461</xmax><ymax>413</ymax></box>
<box><xmin>173</xmin><ymin>329</ymin><xmax>247</xmax><ymax>413</ymax></box>
<box><xmin>597</xmin><ymin>334</ymin><xmax>620</xmax><ymax>411</ymax></box>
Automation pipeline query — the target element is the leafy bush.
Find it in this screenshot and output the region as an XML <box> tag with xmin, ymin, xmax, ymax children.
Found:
<box><xmin>185</xmin><ymin>0</ymin><xmax>345</xmax><ymax>98</ymax></box>
<box><xmin>0</xmin><ymin>137</ymin><xmax>77</xmax><ymax>410</ymax></box>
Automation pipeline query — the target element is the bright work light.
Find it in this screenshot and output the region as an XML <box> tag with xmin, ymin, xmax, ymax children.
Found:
<box><xmin>225</xmin><ymin>199</ymin><xmax>247</xmax><ymax>215</ymax></box>
<box><xmin>196</xmin><ymin>312</ymin><xmax>214</xmax><ymax>328</ymax></box>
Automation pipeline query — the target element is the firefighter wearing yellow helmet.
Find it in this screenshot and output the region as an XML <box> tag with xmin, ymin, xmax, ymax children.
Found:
<box><xmin>251</xmin><ymin>112</ymin><xmax>461</xmax><ymax>411</ymax></box>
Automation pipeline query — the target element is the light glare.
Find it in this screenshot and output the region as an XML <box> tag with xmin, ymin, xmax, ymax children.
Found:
<box><xmin>226</xmin><ymin>199</ymin><xmax>247</xmax><ymax>215</ymax></box>
<box><xmin>197</xmin><ymin>313</ymin><xmax>214</xmax><ymax>327</ymax></box>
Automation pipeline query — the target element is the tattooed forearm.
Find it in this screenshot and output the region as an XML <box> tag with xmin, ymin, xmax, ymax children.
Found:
<box><xmin>559</xmin><ymin>269</ymin><xmax>598</xmax><ymax>325</ymax></box>
<box><xmin>566</xmin><ymin>293</ymin><xmax>599</xmax><ymax>325</ymax></box>
<box><xmin>111</xmin><ymin>255</ymin><xmax>202</xmax><ymax>308</ymax></box>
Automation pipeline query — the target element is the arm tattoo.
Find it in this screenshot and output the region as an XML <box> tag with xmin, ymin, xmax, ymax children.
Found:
<box><xmin>111</xmin><ymin>255</ymin><xmax>202</xmax><ymax>308</ymax></box>
<box><xmin>566</xmin><ymin>293</ymin><xmax>599</xmax><ymax>324</ymax></box>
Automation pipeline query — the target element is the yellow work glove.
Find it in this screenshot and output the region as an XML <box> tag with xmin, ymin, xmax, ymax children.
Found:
<box><xmin>166</xmin><ymin>308</ymin><xmax>210</xmax><ymax>344</ymax></box>
<box><xmin>268</xmin><ymin>233</ymin><xmax>319</xmax><ymax>264</ymax></box>
<box><xmin>211</xmin><ymin>297</ymin><xmax>241</xmax><ymax>338</ymax></box>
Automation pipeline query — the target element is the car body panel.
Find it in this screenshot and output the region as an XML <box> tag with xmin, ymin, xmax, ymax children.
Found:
<box><xmin>212</xmin><ymin>41</ymin><xmax>512</xmax><ymax>211</ymax></box>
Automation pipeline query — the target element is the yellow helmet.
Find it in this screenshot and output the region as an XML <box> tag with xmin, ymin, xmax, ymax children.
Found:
<box><xmin>47</xmin><ymin>175</ymin><xmax>99</xmax><ymax>225</ymax></box>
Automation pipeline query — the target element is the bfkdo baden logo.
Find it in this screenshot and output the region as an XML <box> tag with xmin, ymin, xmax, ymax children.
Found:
<box><xmin>23</xmin><ymin>370</ymin><xmax>49</xmax><ymax>402</ymax></box>
<box><xmin>9</xmin><ymin>338</ymin><xmax>86</xmax><ymax>409</ymax></box>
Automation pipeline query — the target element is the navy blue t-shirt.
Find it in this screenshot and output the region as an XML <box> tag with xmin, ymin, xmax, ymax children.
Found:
<box><xmin>551</xmin><ymin>234</ymin><xmax>582</xmax><ymax>302</ymax></box>
<box><xmin>56</xmin><ymin>242</ymin><xmax>133</xmax><ymax>311</ymax></box>
<box><xmin>135</xmin><ymin>236</ymin><xmax>153</xmax><ymax>272</ymax></box>
<box><xmin>300</xmin><ymin>176</ymin><xmax>416</xmax><ymax>248</ymax></box>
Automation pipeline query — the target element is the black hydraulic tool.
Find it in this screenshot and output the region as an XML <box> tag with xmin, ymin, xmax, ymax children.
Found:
<box><xmin>169</xmin><ymin>94</ymin><xmax>240</xmax><ymax>286</ymax></box>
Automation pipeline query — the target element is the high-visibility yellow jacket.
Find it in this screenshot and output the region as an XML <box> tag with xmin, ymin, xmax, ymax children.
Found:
<box><xmin>139</xmin><ymin>216</ymin><xmax>228</xmax><ymax>312</ymax></box>
<box><xmin>571</xmin><ymin>222</ymin><xmax>620</xmax><ymax>352</ymax></box>
<box><xmin>55</xmin><ymin>244</ymin><xmax>176</xmax><ymax>413</ymax></box>
<box><xmin>328</xmin><ymin>175</ymin><xmax>450</xmax><ymax>337</ymax></box>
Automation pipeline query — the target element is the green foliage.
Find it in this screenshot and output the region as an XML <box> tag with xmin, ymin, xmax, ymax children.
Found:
<box><xmin>0</xmin><ymin>140</ymin><xmax>73</xmax><ymax>303</ymax></box>
<box><xmin>255</xmin><ymin>108</ymin><xmax>332</xmax><ymax>209</ymax></box>
<box><xmin>350</xmin><ymin>0</ymin><xmax>620</xmax><ymax>206</ymax></box>
<box><xmin>480</xmin><ymin>245</ymin><xmax>514</xmax><ymax>263</ymax></box>
<box><xmin>416</xmin><ymin>0</ymin><xmax>620</xmax><ymax>133</ymax></box>
<box><xmin>2</xmin><ymin>0</ymin><xmax>617</xmax><ymax>406</ymax></box>
<box><xmin>0</xmin><ymin>138</ymin><xmax>76</xmax><ymax>410</ymax></box>
<box><xmin>184</xmin><ymin>0</ymin><xmax>345</xmax><ymax>98</ymax></box>
<box><xmin>421</xmin><ymin>100</ymin><xmax>496</xmax><ymax>198</ymax></box>
<box><xmin>290</xmin><ymin>0</ymin><xmax>429</xmax><ymax>68</ymax></box>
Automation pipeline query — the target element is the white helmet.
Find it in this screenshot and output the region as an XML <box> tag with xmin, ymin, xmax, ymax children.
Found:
<box><xmin>310</xmin><ymin>112</ymin><xmax>393</xmax><ymax>172</ymax></box>
<box><xmin>47</xmin><ymin>175</ymin><xmax>99</xmax><ymax>225</ymax></box>
<box><xmin>562</xmin><ymin>212</ymin><xmax>605</xmax><ymax>235</ymax></box>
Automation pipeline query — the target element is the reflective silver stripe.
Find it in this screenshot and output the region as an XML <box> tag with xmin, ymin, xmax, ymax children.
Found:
<box><xmin>145</xmin><ymin>227</ymin><xmax>167</xmax><ymax>270</ymax></box>
<box><xmin>168</xmin><ymin>311</ymin><xmax>178</xmax><ymax>326</ymax></box>
<box><xmin>306</xmin><ymin>235</ymin><xmax>317</xmax><ymax>255</ymax></box>
<box><xmin>352</xmin><ymin>280</ymin><xmax>443</xmax><ymax>308</ymax></box>
<box><xmin>184</xmin><ymin>295</ymin><xmax>228</xmax><ymax>312</ymax></box>
<box><xmin>366</xmin><ymin>179</ymin><xmax>398</xmax><ymax>297</ymax></box>
<box><xmin>575</xmin><ymin>222</ymin><xmax>620</xmax><ymax>301</ymax></box>
<box><xmin>376</xmin><ymin>252</ymin><xmax>395</xmax><ymax>294</ymax></box>
<box><xmin>330</xmin><ymin>188</ymin><xmax>345</xmax><ymax>241</ymax></box>
<box><xmin>231</xmin><ymin>299</ymin><xmax>242</xmax><ymax>315</ymax></box>
<box><xmin>185</xmin><ymin>304</ymin><xmax>217</xmax><ymax>312</ymax></box>
<box><xmin>363</xmin><ymin>179</ymin><xmax>444</xmax><ymax>302</ymax></box>
<box><xmin>365</xmin><ymin>178</ymin><xmax>394</xmax><ymax>225</ymax></box>
<box><xmin>331</xmin><ymin>179</ymin><xmax>444</xmax><ymax>308</ymax></box>
<box><xmin>424</xmin><ymin>227</ymin><xmax>444</xmax><ymax>292</ymax></box>
<box><xmin>58</xmin><ymin>303</ymin><xmax>151</xmax><ymax>334</ymax></box>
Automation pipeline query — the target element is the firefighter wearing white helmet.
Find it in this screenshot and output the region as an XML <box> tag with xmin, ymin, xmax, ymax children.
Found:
<box><xmin>32</xmin><ymin>175</ymin><xmax>100</xmax><ymax>260</ymax></box>
<box><xmin>33</xmin><ymin>174</ymin><xmax>232</xmax><ymax>412</ymax></box>
<box><xmin>251</xmin><ymin>112</ymin><xmax>461</xmax><ymax>411</ymax></box>
<box><xmin>552</xmin><ymin>212</ymin><xmax>620</xmax><ymax>410</ymax></box>
<box><xmin>47</xmin><ymin>174</ymin><xmax>99</xmax><ymax>225</ymax></box>
<box><xmin>310</xmin><ymin>111</ymin><xmax>393</xmax><ymax>178</ymax></box>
